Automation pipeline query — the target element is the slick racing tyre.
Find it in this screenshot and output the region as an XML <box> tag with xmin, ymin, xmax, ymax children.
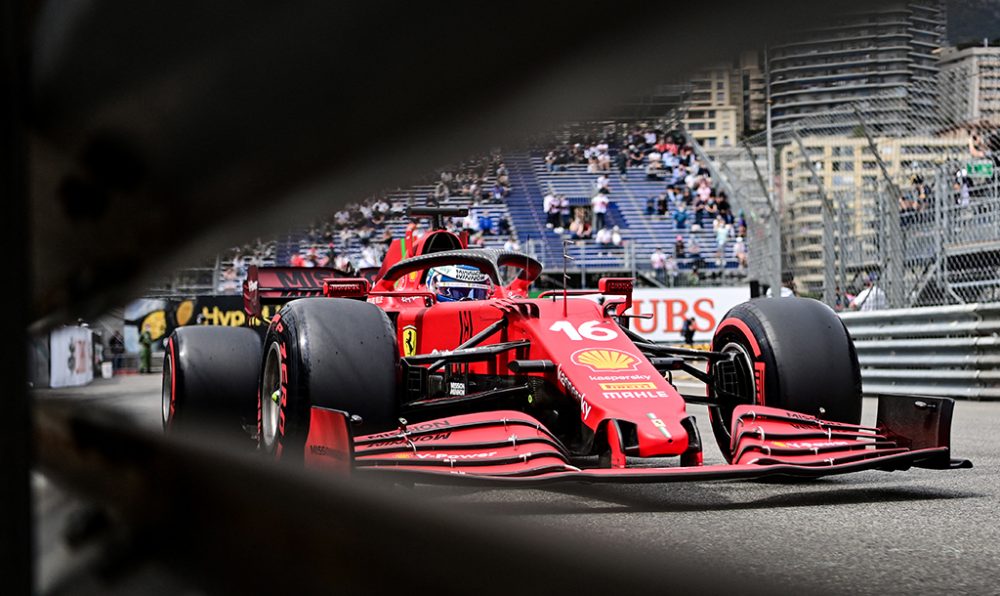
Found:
<box><xmin>162</xmin><ymin>326</ymin><xmax>263</xmax><ymax>440</ymax></box>
<box><xmin>708</xmin><ymin>297</ymin><xmax>862</xmax><ymax>460</ymax></box>
<box><xmin>258</xmin><ymin>298</ymin><xmax>399</xmax><ymax>461</ymax></box>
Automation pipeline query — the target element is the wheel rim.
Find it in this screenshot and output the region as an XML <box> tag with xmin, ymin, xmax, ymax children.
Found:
<box><xmin>715</xmin><ymin>340</ymin><xmax>757</xmax><ymax>441</ymax></box>
<box><xmin>161</xmin><ymin>351</ymin><xmax>173</xmax><ymax>428</ymax></box>
<box><xmin>261</xmin><ymin>342</ymin><xmax>283</xmax><ymax>453</ymax></box>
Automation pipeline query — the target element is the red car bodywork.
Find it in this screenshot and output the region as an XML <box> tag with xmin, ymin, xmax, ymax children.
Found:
<box><xmin>246</xmin><ymin>229</ymin><xmax>970</xmax><ymax>484</ymax></box>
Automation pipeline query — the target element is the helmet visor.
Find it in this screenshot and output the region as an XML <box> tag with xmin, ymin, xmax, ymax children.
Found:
<box><xmin>435</xmin><ymin>281</ymin><xmax>491</xmax><ymax>301</ymax></box>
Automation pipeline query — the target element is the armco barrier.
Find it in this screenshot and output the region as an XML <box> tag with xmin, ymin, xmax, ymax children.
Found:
<box><xmin>840</xmin><ymin>303</ymin><xmax>1000</xmax><ymax>400</ymax></box>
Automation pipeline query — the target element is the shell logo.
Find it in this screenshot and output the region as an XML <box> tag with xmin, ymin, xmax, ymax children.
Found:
<box><xmin>571</xmin><ymin>348</ymin><xmax>640</xmax><ymax>372</ymax></box>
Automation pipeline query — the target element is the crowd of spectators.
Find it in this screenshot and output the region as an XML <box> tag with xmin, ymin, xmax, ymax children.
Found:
<box><xmin>283</xmin><ymin>153</ymin><xmax>514</xmax><ymax>273</ymax></box>
<box><xmin>542</xmin><ymin>127</ymin><xmax>749</xmax><ymax>283</ymax></box>
<box><xmin>217</xmin><ymin>239</ymin><xmax>277</xmax><ymax>293</ymax></box>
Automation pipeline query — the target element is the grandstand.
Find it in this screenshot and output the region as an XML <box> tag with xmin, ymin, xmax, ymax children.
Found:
<box><xmin>512</xmin><ymin>154</ymin><xmax>744</xmax><ymax>279</ymax></box>
<box><xmin>196</xmin><ymin>133</ymin><xmax>749</xmax><ymax>294</ymax></box>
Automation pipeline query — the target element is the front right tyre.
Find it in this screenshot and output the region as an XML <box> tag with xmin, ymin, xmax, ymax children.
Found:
<box><xmin>708</xmin><ymin>297</ymin><xmax>862</xmax><ymax>461</ymax></box>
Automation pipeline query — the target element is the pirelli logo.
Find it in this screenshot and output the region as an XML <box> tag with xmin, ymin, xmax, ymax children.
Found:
<box><xmin>598</xmin><ymin>382</ymin><xmax>657</xmax><ymax>391</ymax></box>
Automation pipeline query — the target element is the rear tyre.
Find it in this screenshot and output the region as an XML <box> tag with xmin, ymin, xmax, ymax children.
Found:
<box><xmin>258</xmin><ymin>298</ymin><xmax>399</xmax><ymax>461</ymax></box>
<box><xmin>162</xmin><ymin>326</ymin><xmax>262</xmax><ymax>439</ymax></box>
<box><xmin>708</xmin><ymin>297</ymin><xmax>862</xmax><ymax>460</ymax></box>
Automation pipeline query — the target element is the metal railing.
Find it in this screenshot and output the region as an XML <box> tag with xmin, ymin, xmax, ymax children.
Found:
<box><xmin>840</xmin><ymin>302</ymin><xmax>1000</xmax><ymax>400</ymax></box>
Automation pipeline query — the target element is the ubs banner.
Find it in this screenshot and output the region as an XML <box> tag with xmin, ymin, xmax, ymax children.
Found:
<box><xmin>627</xmin><ymin>287</ymin><xmax>750</xmax><ymax>343</ymax></box>
<box><xmin>50</xmin><ymin>326</ymin><xmax>94</xmax><ymax>388</ymax></box>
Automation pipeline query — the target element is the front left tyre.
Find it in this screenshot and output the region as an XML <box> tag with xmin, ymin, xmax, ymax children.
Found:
<box><xmin>162</xmin><ymin>326</ymin><xmax>262</xmax><ymax>440</ymax></box>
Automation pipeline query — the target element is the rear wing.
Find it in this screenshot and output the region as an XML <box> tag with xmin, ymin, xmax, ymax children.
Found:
<box><xmin>243</xmin><ymin>265</ymin><xmax>347</xmax><ymax>318</ymax></box>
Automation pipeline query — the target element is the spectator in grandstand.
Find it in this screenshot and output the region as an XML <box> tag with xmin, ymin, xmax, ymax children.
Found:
<box><xmin>597</xmin><ymin>149</ymin><xmax>611</xmax><ymax>172</ymax></box>
<box><xmin>503</xmin><ymin>236</ymin><xmax>520</xmax><ymax>252</ymax></box>
<box><xmin>462</xmin><ymin>209</ymin><xmax>480</xmax><ymax>234</ymax></box>
<box><xmin>496</xmin><ymin>162</ymin><xmax>509</xmax><ymax>184</ymax></box>
<box><xmin>543</xmin><ymin>189</ymin><xmax>558</xmax><ymax>229</ymax></box>
<box><xmin>716</xmin><ymin>191</ymin><xmax>733</xmax><ymax>224</ymax></box>
<box><xmin>569</xmin><ymin>209</ymin><xmax>592</xmax><ymax>239</ymax></box>
<box><xmin>591</xmin><ymin>188</ymin><xmax>610</xmax><ymax>231</ymax></box>
<box><xmin>627</xmin><ymin>145</ymin><xmax>644</xmax><ymax>168</ymax></box>
<box><xmin>665</xmin><ymin>255</ymin><xmax>679</xmax><ymax>287</ymax></box>
<box><xmin>595</xmin><ymin>173</ymin><xmax>610</xmax><ymax>192</ymax></box>
<box><xmin>616</xmin><ymin>148</ymin><xmax>628</xmax><ymax>181</ymax></box>
<box><xmin>468</xmin><ymin>180</ymin><xmax>480</xmax><ymax>204</ymax></box>
<box><xmin>596</xmin><ymin>226</ymin><xmax>613</xmax><ymax>246</ymax></box>
<box><xmin>334</xmin><ymin>253</ymin><xmax>351</xmax><ymax>272</ymax></box>
<box><xmin>672</xmin><ymin>203</ymin><xmax>688</xmax><ymax>230</ymax></box>
<box><xmin>433</xmin><ymin>181</ymin><xmax>449</xmax><ymax>202</ymax></box>
<box><xmin>969</xmin><ymin>130</ymin><xmax>990</xmax><ymax>160</ymax></box>
<box><xmin>611</xmin><ymin>226</ymin><xmax>623</xmax><ymax>247</ymax></box>
<box><xmin>850</xmin><ymin>275</ymin><xmax>887</xmax><ymax>311</ymax></box>
<box><xmin>955</xmin><ymin>169</ymin><xmax>971</xmax><ymax>207</ymax></box>
<box><xmin>478</xmin><ymin>213</ymin><xmax>494</xmax><ymax>235</ymax></box>
<box><xmin>490</xmin><ymin>180</ymin><xmax>507</xmax><ymax>202</ymax></box>
<box><xmin>645</xmin><ymin>197</ymin><xmax>656</xmax><ymax>216</ymax></box>
<box><xmin>218</xmin><ymin>266</ymin><xmax>240</xmax><ymax>294</ymax></box>
<box><xmin>545</xmin><ymin>151</ymin><xmax>558</xmax><ymax>172</ymax></box>
<box><xmin>688</xmin><ymin>236</ymin><xmax>703</xmax><ymax>270</ymax></box>
<box><xmin>650</xmin><ymin>247</ymin><xmax>667</xmax><ymax>284</ymax></box>
<box><xmin>714</xmin><ymin>217</ymin><xmax>730</xmax><ymax>267</ymax></box>
<box><xmin>691</xmin><ymin>195</ymin><xmax>706</xmax><ymax>231</ymax></box>
<box><xmin>498</xmin><ymin>215</ymin><xmax>512</xmax><ymax>236</ymax></box>
<box><xmin>674</xmin><ymin>235</ymin><xmax>685</xmax><ymax>259</ymax></box>
<box><xmin>645</xmin><ymin>156</ymin><xmax>664</xmax><ymax>180</ymax></box>
<box><xmin>558</xmin><ymin>194</ymin><xmax>571</xmax><ymax>230</ymax></box>
<box><xmin>656</xmin><ymin>193</ymin><xmax>669</xmax><ymax>216</ymax></box>
<box><xmin>733</xmin><ymin>236</ymin><xmax>747</xmax><ymax>270</ymax></box>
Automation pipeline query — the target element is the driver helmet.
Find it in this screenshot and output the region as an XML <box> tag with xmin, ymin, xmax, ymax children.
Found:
<box><xmin>426</xmin><ymin>264</ymin><xmax>493</xmax><ymax>302</ymax></box>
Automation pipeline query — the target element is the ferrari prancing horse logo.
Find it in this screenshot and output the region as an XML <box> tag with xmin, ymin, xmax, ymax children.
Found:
<box><xmin>402</xmin><ymin>325</ymin><xmax>417</xmax><ymax>357</ymax></box>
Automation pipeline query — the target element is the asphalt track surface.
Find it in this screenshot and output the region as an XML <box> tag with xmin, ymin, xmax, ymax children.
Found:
<box><xmin>35</xmin><ymin>375</ymin><xmax>1000</xmax><ymax>595</ymax></box>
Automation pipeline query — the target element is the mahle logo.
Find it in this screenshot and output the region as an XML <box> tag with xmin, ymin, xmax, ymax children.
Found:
<box><xmin>571</xmin><ymin>349</ymin><xmax>639</xmax><ymax>372</ymax></box>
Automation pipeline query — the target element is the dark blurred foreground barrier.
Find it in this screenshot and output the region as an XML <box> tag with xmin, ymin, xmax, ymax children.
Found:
<box><xmin>34</xmin><ymin>400</ymin><xmax>771</xmax><ymax>596</ymax></box>
<box><xmin>841</xmin><ymin>303</ymin><xmax>1000</xmax><ymax>400</ymax></box>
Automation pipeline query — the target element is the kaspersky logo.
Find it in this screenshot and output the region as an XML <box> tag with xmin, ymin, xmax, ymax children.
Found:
<box><xmin>571</xmin><ymin>348</ymin><xmax>640</xmax><ymax>372</ymax></box>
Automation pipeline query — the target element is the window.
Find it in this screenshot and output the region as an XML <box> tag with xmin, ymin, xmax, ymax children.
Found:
<box><xmin>832</xmin><ymin>161</ymin><xmax>854</xmax><ymax>172</ymax></box>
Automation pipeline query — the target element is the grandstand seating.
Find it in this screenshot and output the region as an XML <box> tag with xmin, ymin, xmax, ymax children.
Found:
<box><xmin>504</xmin><ymin>154</ymin><xmax>744</xmax><ymax>276</ymax></box>
<box><xmin>271</xmin><ymin>151</ymin><xmax>746</xmax><ymax>283</ymax></box>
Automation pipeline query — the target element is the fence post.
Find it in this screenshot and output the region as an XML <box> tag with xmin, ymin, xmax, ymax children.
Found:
<box><xmin>851</xmin><ymin>105</ymin><xmax>903</xmax><ymax>308</ymax></box>
<box><xmin>792</xmin><ymin>131</ymin><xmax>836</xmax><ymax>305</ymax></box>
<box><xmin>740</xmin><ymin>141</ymin><xmax>782</xmax><ymax>296</ymax></box>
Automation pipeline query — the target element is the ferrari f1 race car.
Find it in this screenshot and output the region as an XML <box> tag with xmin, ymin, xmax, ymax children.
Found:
<box><xmin>162</xmin><ymin>210</ymin><xmax>970</xmax><ymax>485</ymax></box>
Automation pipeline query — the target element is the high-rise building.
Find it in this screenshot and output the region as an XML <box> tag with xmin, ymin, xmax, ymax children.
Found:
<box><xmin>767</xmin><ymin>1</ymin><xmax>946</xmax><ymax>132</ymax></box>
<box><xmin>681</xmin><ymin>52</ymin><xmax>768</xmax><ymax>147</ymax></box>
<box><xmin>736</xmin><ymin>51</ymin><xmax>767</xmax><ymax>136</ymax></box>
<box><xmin>938</xmin><ymin>44</ymin><xmax>1000</xmax><ymax>125</ymax></box>
<box><xmin>681</xmin><ymin>65</ymin><xmax>741</xmax><ymax>149</ymax></box>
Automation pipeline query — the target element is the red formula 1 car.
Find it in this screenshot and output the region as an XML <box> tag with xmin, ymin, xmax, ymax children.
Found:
<box><xmin>162</xmin><ymin>214</ymin><xmax>970</xmax><ymax>485</ymax></box>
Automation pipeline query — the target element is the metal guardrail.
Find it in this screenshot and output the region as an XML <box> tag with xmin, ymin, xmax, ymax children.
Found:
<box><xmin>840</xmin><ymin>303</ymin><xmax>1000</xmax><ymax>400</ymax></box>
